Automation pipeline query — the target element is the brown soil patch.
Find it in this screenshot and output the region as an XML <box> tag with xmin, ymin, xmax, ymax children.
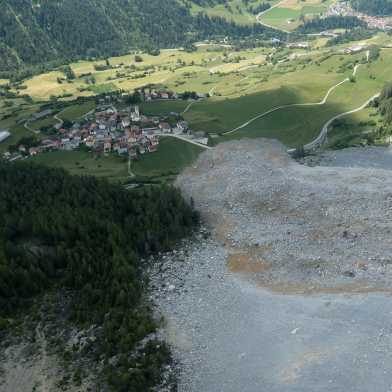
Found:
<box><xmin>281</xmin><ymin>350</ymin><xmax>330</xmax><ymax>384</ymax></box>
<box><xmin>227</xmin><ymin>252</ymin><xmax>272</xmax><ymax>274</ymax></box>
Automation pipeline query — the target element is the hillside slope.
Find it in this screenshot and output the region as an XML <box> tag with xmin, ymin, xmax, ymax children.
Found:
<box><xmin>351</xmin><ymin>0</ymin><xmax>392</xmax><ymax>15</ymax></box>
<box><xmin>0</xmin><ymin>0</ymin><xmax>275</xmax><ymax>73</ymax></box>
<box><xmin>0</xmin><ymin>160</ymin><xmax>199</xmax><ymax>391</ymax></box>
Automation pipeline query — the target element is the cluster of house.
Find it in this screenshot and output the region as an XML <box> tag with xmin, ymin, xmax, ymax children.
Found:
<box><xmin>57</xmin><ymin>105</ymin><xmax>168</xmax><ymax>159</ymax></box>
<box><xmin>2</xmin><ymin>104</ymin><xmax>207</xmax><ymax>162</ymax></box>
<box><xmin>142</xmin><ymin>89</ymin><xmax>206</xmax><ymax>101</ymax></box>
<box><xmin>96</xmin><ymin>88</ymin><xmax>207</xmax><ymax>106</ymax></box>
<box><xmin>325</xmin><ymin>2</ymin><xmax>392</xmax><ymax>30</ymax></box>
<box><xmin>286</xmin><ymin>42</ymin><xmax>310</xmax><ymax>49</ymax></box>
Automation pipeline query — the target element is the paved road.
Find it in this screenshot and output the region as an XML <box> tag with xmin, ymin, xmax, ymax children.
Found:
<box><xmin>303</xmin><ymin>93</ymin><xmax>379</xmax><ymax>151</ymax></box>
<box><xmin>222</xmin><ymin>58</ymin><xmax>380</xmax><ymax>153</ymax></box>
<box><xmin>256</xmin><ymin>0</ymin><xmax>291</xmax><ymax>34</ymax></box>
<box><xmin>164</xmin><ymin>134</ymin><xmax>212</xmax><ymax>149</ymax></box>
<box><xmin>223</xmin><ymin>64</ymin><xmax>362</xmax><ymax>136</ymax></box>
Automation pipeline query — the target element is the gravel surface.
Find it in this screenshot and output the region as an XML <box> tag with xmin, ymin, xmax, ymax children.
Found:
<box><xmin>150</xmin><ymin>141</ymin><xmax>392</xmax><ymax>392</ymax></box>
<box><xmin>177</xmin><ymin>139</ymin><xmax>392</xmax><ymax>291</ymax></box>
<box><xmin>151</xmin><ymin>237</ymin><xmax>392</xmax><ymax>392</ymax></box>
<box><xmin>306</xmin><ymin>146</ymin><xmax>392</xmax><ymax>170</ymax></box>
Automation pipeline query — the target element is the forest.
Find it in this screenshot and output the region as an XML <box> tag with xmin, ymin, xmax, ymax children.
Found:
<box><xmin>326</xmin><ymin>28</ymin><xmax>374</xmax><ymax>46</ymax></box>
<box><xmin>351</xmin><ymin>0</ymin><xmax>392</xmax><ymax>15</ymax></box>
<box><xmin>376</xmin><ymin>82</ymin><xmax>392</xmax><ymax>125</ymax></box>
<box><xmin>297</xmin><ymin>16</ymin><xmax>366</xmax><ymax>33</ymax></box>
<box><xmin>0</xmin><ymin>0</ymin><xmax>278</xmax><ymax>78</ymax></box>
<box><xmin>0</xmin><ymin>160</ymin><xmax>199</xmax><ymax>391</ymax></box>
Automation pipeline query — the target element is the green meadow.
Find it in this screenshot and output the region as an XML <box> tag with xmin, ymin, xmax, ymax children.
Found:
<box><xmin>259</xmin><ymin>0</ymin><xmax>335</xmax><ymax>31</ymax></box>
<box><xmin>32</xmin><ymin>150</ymin><xmax>129</xmax><ymax>182</ymax></box>
<box><xmin>2</xmin><ymin>31</ymin><xmax>392</xmax><ymax>179</ymax></box>
<box><xmin>185</xmin><ymin>0</ymin><xmax>279</xmax><ymax>25</ymax></box>
<box><xmin>214</xmin><ymin>49</ymin><xmax>392</xmax><ymax>147</ymax></box>
<box><xmin>58</xmin><ymin>101</ymin><xmax>96</xmax><ymax>121</ymax></box>
<box><xmin>132</xmin><ymin>137</ymin><xmax>204</xmax><ymax>178</ymax></box>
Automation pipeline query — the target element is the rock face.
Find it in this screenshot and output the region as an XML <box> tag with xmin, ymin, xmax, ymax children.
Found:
<box><xmin>177</xmin><ymin>139</ymin><xmax>392</xmax><ymax>292</ymax></box>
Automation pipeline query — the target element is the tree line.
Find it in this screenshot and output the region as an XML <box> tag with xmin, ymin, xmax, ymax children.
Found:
<box><xmin>0</xmin><ymin>0</ymin><xmax>282</xmax><ymax>80</ymax></box>
<box><xmin>0</xmin><ymin>160</ymin><xmax>199</xmax><ymax>391</ymax></box>
<box><xmin>351</xmin><ymin>0</ymin><xmax>392</xmax><ymax>16</ymax></box>
<box><xmin>297</xmin><ymin>16</ymin><xmax>366</xmax><ymax>33</ymax></box>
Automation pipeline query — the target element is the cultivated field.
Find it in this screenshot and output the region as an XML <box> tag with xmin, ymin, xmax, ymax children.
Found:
<box><xmin>183</xmin><ymin>0</ymin><xmax>279</xmax><ymax>25</ymax></box>
<box><xmin>2</xmin><ymin>31</ymin><xmax>392</xmax><ymax>178</ymax></box>
<box><xmin>259</xmin><ymin>0</ymin><xmax>336</xmax><ymax>31</ymax></box>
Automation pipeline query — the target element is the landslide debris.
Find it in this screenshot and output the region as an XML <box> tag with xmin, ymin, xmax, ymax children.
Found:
<box><xmin>177</xmin><ymin>139</ymin><xmax>392</xmax><ymax>292</ymax></box>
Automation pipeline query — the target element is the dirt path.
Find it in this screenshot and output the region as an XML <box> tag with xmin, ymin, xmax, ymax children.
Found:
<box><xmin>182</xmin><ymin>101</ymin><xmax>197</xmax><ymax>114</ymax></box>
<box><xmin>128</xmin><ymin>157</ymin><xmax>135</xmax><ymax>178</ymax></box>
<box><xmin>23</xmin><ymin>120</ymin><xmax>39</xmax><ymax>134</ymax></box>
<box><xmin>53</xmin><ymin>113</ymin><xmax>64</xmax><ymax>128</ymax></box>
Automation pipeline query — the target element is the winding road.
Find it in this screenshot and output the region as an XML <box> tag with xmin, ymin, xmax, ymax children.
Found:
<box><xmin>23</xmin><ymin>120</ymin><xmax>37</xmax><ymax>134</ymax></box>
<box><xmin>256</xmin><ymin>0</ymin><xmax>291</xmax><ymax>34</ymax></box>
<box><xmin>223</xmin><ymin>62</ymin><xmax>363</xmax><ymax>136</ymax></box>
<box><xmin>53</xmin><ymin>113</ymin><xmax>64</xmax><ymax>128</ymax></box>
<box><xmin>302</xmin><ymin>93</ymin><xmax>380</xmax><ymax>151</ymax></box>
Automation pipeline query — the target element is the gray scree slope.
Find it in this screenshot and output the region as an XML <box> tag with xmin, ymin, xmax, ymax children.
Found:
<box><xmin>151</xmin><ymin>140</ymin><xmax>392</xmax><ymax>392</ymax></box>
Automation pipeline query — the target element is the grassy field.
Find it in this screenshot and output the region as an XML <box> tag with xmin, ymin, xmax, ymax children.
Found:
<box><xmin>17</xmin><ymin>46</ymin><xmax>274</xmax><ymax>101</ymax></box>
<box><xmin>3</xmin><ymin>33</ymin><xmax>392</xmax><ymax>181</ymax></box>
<box><xmin>326</xmin><ymin>107</ymin><xmax>382</xmax><ymax>149</ymax></box>
<box><xmin>140</xmin><ymin>100</ymin><xmax>190</xmax><ymax>115</ymax></box>
<box><xmin>214</xmin><ymin>49</ymin><xmax>392</xmax><ymax>147</ymax></box>
<box><xmin>0</xmin><ymin>96</ymin><xmax>41</xmax><ymax>152</ymax></box>
<box><xmin>132</xmin><ymin>137</ymin><xmax>203</xmax><ymax>178</ymax></box>
<box><xmin>0</xmin><ymin>124</ymin><xmax>33</xmax><ymax>152</ymax></box>
<box><xmin>58</xmin><ymin>101</ymin><xmax>96</xmax><ymax>121</ymax></box>
<box><xmin>183</xmin><ymin>0</ymin><xmax>278</xmax><ymax>25</ymax></box>
<box><xmin>259</xmin><ymin>0</ymin><xmax>335</xmax><ymax>31</ymax></box>
<box><xmin>32</xmin><ymin>150</ymin><xmax>129</xmax><ymax>182</ymax></box>
<box><xmin>184</xmin><ymin>52</ymin><xmax>360</xmax><ymax>134</ymax></box>
<box><xmin>29</xmin><ymin>116</ymin><xmax>58</xmax><ymax>131</ymax></box>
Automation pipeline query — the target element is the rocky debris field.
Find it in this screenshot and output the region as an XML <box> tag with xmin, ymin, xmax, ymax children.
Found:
<box><xmin>305</xmin><ymin>145</ymin><xmax>392</xmax><ymax>170</ymax></box>
<box><xmin>149</xmin><ymin>141</ymin><xmax>392</xmax><ymax>392</ymax></box>
<box><xmin>150</xmin><ymin>230</ymin><xmax>392</xmax><ymax>392</ymax></box>
<box><xmin>0</xmin><ymin>294</ymin><xmax>98</xmax><ymax>392</ymax></box>
<box><xmin>177</xmin><ymin>139</ymin><xmax>392</xmax><ymax>292</ymax></box>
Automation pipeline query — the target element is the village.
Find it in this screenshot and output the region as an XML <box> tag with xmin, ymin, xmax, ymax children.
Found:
<box><xmin>1</xmin><ymin>90</ymin><xmax>209</xmax><ymax>162</ymax></box>
<box><xmin>325</xmin><ymin>1</ymin><xmax>392</xmax><ymax>30</ymax></box>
